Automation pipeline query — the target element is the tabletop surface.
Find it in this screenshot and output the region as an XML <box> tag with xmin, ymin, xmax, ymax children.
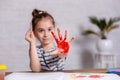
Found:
<box><xmin>5</xmin><ymin>68</ymin><xmax>107</xmax><ymax>76</ymax></box>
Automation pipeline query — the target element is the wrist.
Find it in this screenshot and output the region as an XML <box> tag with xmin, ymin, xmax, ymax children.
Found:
<box><xmin>29</xmin><ymin>41</ymin><xmax>36</xmax><ymax>46</ymax></box>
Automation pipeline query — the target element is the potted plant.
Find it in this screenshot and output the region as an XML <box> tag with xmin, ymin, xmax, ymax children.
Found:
<box><xmin>83</xmin><ymin>16</ymin><xmax>120</xmax><ymax>53</ymax></box>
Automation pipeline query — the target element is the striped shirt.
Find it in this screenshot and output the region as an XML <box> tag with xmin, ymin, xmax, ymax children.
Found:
<box><xmin>37</xmin><ymin>45</ymin><xmax>65</xmax><ymax>71</ymax></box>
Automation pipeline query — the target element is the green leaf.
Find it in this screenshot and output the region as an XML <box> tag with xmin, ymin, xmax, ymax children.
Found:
<box><xmin>99</xmin><ymin>18</ymin><xmax>107</xmax><ymax>31</ymax></box>
<box><xmin>82</xmin><ymin>30</ymin><xmax>98</xmax><ymax>36</ymax></box>
<box><xmin>107</xmin><ymin>25</ymin><xmax>119</xmax><ymax>33</ymax></box>
<box><xmin>89</xmin><ymin>17</ymin><xmax>106</xmax><ymax>31</ymax></box>
<box><xmin>106</xmin><ymin>17</ymin><xmax>120</xmax><ymax>32</ymax></box>
<box><xmin>107</xmin><ymin>18</ymin><xmax>113</xmax><ymax>29</ymax></box>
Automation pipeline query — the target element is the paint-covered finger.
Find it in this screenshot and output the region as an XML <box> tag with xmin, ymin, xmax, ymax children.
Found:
<box><xmin>57</xmin><ymin>28</ymin><xmax>63</xmax><ymax>40</ymax></box>
<box><xmin>64</xmin><ymin>30</ymin><xmax>67</xmax><ymax>40</ymax></box>
<box><xmin>51</xmin><ymin>32</ymin><xmax>59</xmax><ymax>43</ymax></box>
<box><xmin>69</xmin><ymin>37</ymin><xmax>75</xmax><ymax>43</ymax></box>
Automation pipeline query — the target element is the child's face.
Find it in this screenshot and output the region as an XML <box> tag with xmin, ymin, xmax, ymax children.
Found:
<box><xmin>34</xmin><ymin>18</ymin><xmax>55</xmax><ymax>45</ymax></box>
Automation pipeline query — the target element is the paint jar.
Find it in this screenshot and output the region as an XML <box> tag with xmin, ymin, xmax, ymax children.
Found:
<box><xmin>0</xmin><ymin>65</ymin><xmax>7</xmax><ymax>80</ymax></box>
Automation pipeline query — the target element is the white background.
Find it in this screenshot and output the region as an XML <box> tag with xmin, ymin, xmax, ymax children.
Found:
<box><xmin>0</xmin><ymin>0</ymin><xmax>120</xmax><ymax>71</ymax></box>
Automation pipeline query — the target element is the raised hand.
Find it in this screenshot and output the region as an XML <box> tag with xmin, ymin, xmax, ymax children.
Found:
<box><xmin>51</xmin><ymin>28</ymin><xmax>74</xmax><ymax>54</ymax></box>
<box><xmin>25</xmin><ymin>29</ymin><xmax>36</xmax><ymax>44</ymax></box>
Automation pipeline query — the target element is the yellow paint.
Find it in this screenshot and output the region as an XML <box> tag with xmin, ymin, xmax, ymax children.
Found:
<box><xmin>0</xmin><ymin>65</ymin><xmax>7</xmax><ymax>70</ymax></box>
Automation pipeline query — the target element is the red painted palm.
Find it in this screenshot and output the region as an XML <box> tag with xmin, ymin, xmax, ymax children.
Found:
<box><xmin>51</xmin><ymin>28</ymin><xmax>69</xmax><ymax>54</ymax></box>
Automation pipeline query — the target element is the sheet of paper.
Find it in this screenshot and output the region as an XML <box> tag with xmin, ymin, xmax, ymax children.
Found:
<box><xmin>5</xmin><ymin>72</ymin><xmax>120</xmax><ymax>80</ymax></box>
<box><xmin>5</xmin><ymin>72</ymin><xmax>64</xmax><ymax>80</ymax></box>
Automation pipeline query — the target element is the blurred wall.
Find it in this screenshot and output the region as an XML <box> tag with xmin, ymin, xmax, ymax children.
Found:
<box><xmin>0</xmin><ymin>0</ymin><xmax>120</xmax><ymax>71</ymax></box>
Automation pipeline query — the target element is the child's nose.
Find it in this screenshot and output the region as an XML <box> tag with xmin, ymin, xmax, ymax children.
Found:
<box><xmin>44</xmin><ymin>31</ymin><xmax>49</xmax><ymax>36</ymax></box>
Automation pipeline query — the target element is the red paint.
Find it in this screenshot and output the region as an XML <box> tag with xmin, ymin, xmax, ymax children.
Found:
<box><xmin>51</xmin><ymin>28</ymin><xmax>69</xmax><ymax>54</ymax></box>
<box><xmin>89</xmin><ymin>75</ymin><xmax>103</xmax><ymax>78</ymax></box>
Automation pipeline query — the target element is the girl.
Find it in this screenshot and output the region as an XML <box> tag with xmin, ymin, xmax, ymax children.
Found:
<box><xmin>25</xmin><ymin>9</ymin><xmax>74</xmax><ymax>72</ymax></box>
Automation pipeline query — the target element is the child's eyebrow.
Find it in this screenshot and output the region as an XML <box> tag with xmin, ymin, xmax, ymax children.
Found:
<box><xmin>48</xmin><ymin>26</ymin><xmax>53</xmax><ymax>28</ymax></box>
<box><xmin>37</xmin><ymin>28</ymin><xmax>44</xmax><ymax>30</ymax></box>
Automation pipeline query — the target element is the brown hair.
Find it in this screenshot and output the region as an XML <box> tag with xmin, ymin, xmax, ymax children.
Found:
<box><xmin>32</xmin><ymin>9</ymin><xmax>55</xmax><ymax>31</ymax></box>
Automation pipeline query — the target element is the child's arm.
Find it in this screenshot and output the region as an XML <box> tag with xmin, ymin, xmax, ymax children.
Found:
<box><xmin>50</xmin><ymin>28</ymin><xmax>74</xmax><ymax>59</ymax></box>
<box><xmin>25</xmin><ymin>29</ymin><xmax>41</xmax><ymax>72</ymax></box>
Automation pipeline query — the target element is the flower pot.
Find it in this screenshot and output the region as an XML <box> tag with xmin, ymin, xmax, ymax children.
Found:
<box><xmin>96</xmin><ymin>39</ymin><xmax>113</xmax><ymax>54</ymax></box>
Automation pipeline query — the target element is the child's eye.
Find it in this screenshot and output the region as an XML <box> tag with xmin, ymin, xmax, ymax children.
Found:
<box><xmin>38</xmin><ymin>29</ymin><xmax>44</xmax><ymax>32</ymax></box>
<box><xmin>48</xmin><ymin>28</ymin><xmax>52</xmax><ymax>31</ymax></box>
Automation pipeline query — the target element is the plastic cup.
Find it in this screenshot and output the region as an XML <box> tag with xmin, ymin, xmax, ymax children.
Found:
<box><xmin>0</xmin><ymin>65</ymin><xmax>7</xmax><ymax>80</ymax></box>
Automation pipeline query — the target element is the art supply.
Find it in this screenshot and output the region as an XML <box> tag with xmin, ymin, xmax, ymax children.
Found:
<box><xmin>107</xmin><ymin>68</ymin><xmax>120</xmax><ymax>74</ymax></box>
